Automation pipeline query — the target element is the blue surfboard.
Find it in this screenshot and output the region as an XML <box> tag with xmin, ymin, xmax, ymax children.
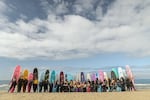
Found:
<box><xmin>81</xmin><ymin>72</ymin><xmax>85</xmax><ymax>82</ymax></box>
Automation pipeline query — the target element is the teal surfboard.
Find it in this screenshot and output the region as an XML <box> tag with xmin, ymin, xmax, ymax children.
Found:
<box><xmin>111</xmin><ymin>68</ymin><xmax>119</xmax><ymax>80</ymax></box>
<box><xmin>68</xmin><ymin>74</ymin><xmax>73</xmax><ymax>82</ymax></box>
<box><xmin>50</xmin><ymin>70</ymin><xmax>55</xmax><ymax>83</ymax></box>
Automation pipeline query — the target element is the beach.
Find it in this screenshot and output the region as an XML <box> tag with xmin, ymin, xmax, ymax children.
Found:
<box><xmin>0</xmin><ymin>91</ymin><xmax>150</xmax><ymax>100</ymax></box>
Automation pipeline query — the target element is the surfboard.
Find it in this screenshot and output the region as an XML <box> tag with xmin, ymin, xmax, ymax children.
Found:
<box><xmin>32</xmin><ymin>68</ymin><xmax>38</xmax><ymax>92</ymax></box>
<box><xmin>27</xmin><ymin>73</ymin><xmax>33</xmax><ymax>92</ymax></box>
<box><xmin>122</xmin><ymin>69</ymin><xmax>127</xmax><ymax>78</ymax></box>
<box><xmin>76</xmin><ymin>72</ymin><xmax>81</xmax><ymax>82</ymax></box>
<box><xmin>91</xmin><ymin>73</ymin><xmax>96</xmax><ymax>81</ymax></box>
<box><xmin>103</xmin><ymin>72</ymin><xmax>108</xmax><ymax>80</ymax></box>
<box><xmin>50</xmin><ymin>70</ymin><xmax>55</xmax><ymax>83</ymax></box>
<box><xmin>65</xmin><ymin>73</ymin><xmax>67</xmax><ymax>81</ymax></box>
<box><xmin>60</xmin><ymin>71</ymin><xmax>64</xmax><ymax>84</ymax></box>
<box><xmin>39</xmin><ymin>71</ymin><xmax>45</xmax><ymax>83</ymax></box>
<box><xmin>111</xmin><ymin>68</ymin><xmax>119</xmax><ymax>79</ymax></box>
<box><xmin>67</xmin><ymin>74</ymin><xmax>73</xmax><ymax>82</ymax></box>
<box><xmin>95</xmin><ymin>72</ymin><xmax>99</xmax><ymax>79</ymax></box>
<box><xmin>118</xmin><ymin>67</ymin><xmax>124</xmax><ymax>79</ymax></box>
<box><xmin>125</xmin><ymin>65</ymin><xmax>136</xmax><ymax>91</ymax></box>
<box><xmin>9</xmin><ymin>65</ymin><xmax>21</xmax><ymax>93</ymax></box>
<box><xmin>125</xmin><ymin>65</ymin><xmax>133</xmax><ymax>80</ymax></box>
<box><xmin>56</xmin><ymin>73</ymin><xmax>59</xmax><ymax>82</ymax></box>
<box><xmin>28</xmin><ymin>72</ymin><xmax>33</xmax><ymax>82</ymax></box>
<box><xmin>23</xmin><ymin>69</ymin><xmax>28</xmax><ymax>80</ymax></box>
<box><xmin>98</xmin><ymin>70</ymin><xmax>104</xmax><ymax>82</ymax></box>
<box><xmin>103</xmin><ymin>72</ymin><xmax>110</xmax><ymax>89</ymax></box>
<box><xmin>33</xmin><ymin>68</ymin><xmax>38</xmax><ymax>84</ymax></box>
<box><xmin>78</xmin><ymin>72</ymin><xmax>81</xmax><ymax>82</ymax></box>
<box><xmin>86</xmin><ymin>73</ymin><xmax>91</xmax><ymax>81</ymax></box>
<box><xmin>81</xmin><ymin>72</ymin><xmax>85</xmax><ymax>82</ymax></box>
<box><xmin>44</xmin><ymin>69</ymin><xmax>49</xmax><ymax>82</ymax></box>
<box><xmin>111</xmin><ymin>70</ymin><xmax>116</xmax><ymax>80</ymax></box>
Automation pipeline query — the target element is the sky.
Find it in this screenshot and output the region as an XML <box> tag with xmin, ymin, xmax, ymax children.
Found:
<box><xmin>0</xmin><ymin>0</ymin><xmax>150</xmax><ymax>80</ymax></box>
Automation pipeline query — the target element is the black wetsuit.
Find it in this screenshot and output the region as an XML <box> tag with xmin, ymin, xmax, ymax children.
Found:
<box><xmin>9</xmin><ymin>80</ymin><xmax>17</xmax><ymax>92</ymax></box>
<box><xmin>23</xmin><ymin>79</ymin><xmax>28</xmax><ymax>92</ymax></box>
<box><xmin>28</xmin><ymin>80</ymin><xmax>33</xmax><ymax>92</ymax></box>
<box><xmin>39</xmin><ymin>81</ymin><xmax>43</xmax><ymax>92</ymax></box>
<box><xmin>17</xmin><ymin>78</ymin><xmax>23</xmax><ymax>92</ymax></box>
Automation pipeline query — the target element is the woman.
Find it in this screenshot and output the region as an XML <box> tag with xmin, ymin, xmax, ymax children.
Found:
<box><xmin>69</xmin><ymin>80</ymin><xmax>74</xmax><ymax>92</ymax></box>
<box><xmin>83</xmin><ymin>81</ymin><xmax>87</xmax><ymax>92</ymax></box>
<box><xmin>110</xmin><ymin>78</ymin><xmax>116</xmax><ymax>92</ymax></box>
<box><xmin>86</xmin><ymin>81</ymin><xmax>91</xmax><ymax>92</ymax></box>
<box><xmin>17</xmin><ymin>75</ymin><xmax>23</xmax><ymax>92</ymax></box>
<box><xmin>63</xmin><ymin>80</ymin><xmax>69</xmax><ymax>92</ymax></box>
<box><xmin>8</xmin><ymin>77</ymin><xmax>17</xmax><ymax>93</ymax></box>
<box><xmin>43</xmin><ymin>70</ymin><xmax>49</xmax><ymax>92</ymax></box>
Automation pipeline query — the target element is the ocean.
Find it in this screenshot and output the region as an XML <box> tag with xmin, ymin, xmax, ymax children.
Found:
<box><xmin>0</xmin><ymin>79</ymin><xmax>150</xmax><ymax>92</ymax></box>
<box><xmin>0</xmin><ymin>80</ymin><xmax>9</xmax><ymax>92</ymax></box>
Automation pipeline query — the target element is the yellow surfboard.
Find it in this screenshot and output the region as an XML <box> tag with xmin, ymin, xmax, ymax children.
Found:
<box><xmin>23</xmin><ymin>69</ymin><xmax>28</xmax><ymax>80</ymax></box>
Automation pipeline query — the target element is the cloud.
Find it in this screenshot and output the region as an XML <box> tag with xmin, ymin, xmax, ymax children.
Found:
<box><xmin>0</xmin><ymin>0</ymin><xmax>150</xmax><ymax>60</ymax></box>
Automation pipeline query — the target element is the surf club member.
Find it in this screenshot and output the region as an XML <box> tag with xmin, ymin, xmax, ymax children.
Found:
<box><xmin>27</xmin><ymin>75</ymin><xmax>33</xmax><ymax>93</ymax></box>
<box><xmin>53</xmin><ymin>80</ymin><xmax>59</xmax><ymax>92</ymax></box>
<box><xmin>8</xmin><ymin>76</ymin><xmax>17</xmax><ymax>92</ymax></box>
<box><xmin>126</xmin><ymin>78</ymin><xmax>130</xmax><ymax>91</ymax></box>
<box><xmin>39</xmin><ymin>72</ymin><xmax>45</xmax><ymax>92</ymax></box>
<box><xmin>94</xmin><ymin>78</ymin><xmax>99</xmax><ymax>92</ymax></box>
<box><xmin>49</xmin><ymin>82</ymin><xmax>53</xmax><ymax>92</ymax></box>
<box><xmin>22</xmin><ymin>75</ymin><xmax>28</xmax><ymax>92</ymax></box>
<box><xmin>120</xmin><ymin>77</ymin><xmax>126</xmax><ymax>91</ymax></box>
<box><xmin>83</xmin><ymin>81</ymin><xmax>87</xmax><ymax>92</ymax></box>
<box><xmin>102</xmin><ymin>79</ymin><xmax>107</xmax><ymax>92</ymax></box>
<box><xmin>108</xmin><ymin>78</ymin><xmax>111</xmax><ymax>91</ymax></box>
<box><xmin>130</xmin><ymin>80</ymin><xmax>136</xmax><ymax>91</ymax></box>
<box><xmin>76</xmin><ymin>81</ymin><xmax>81</xmax><ymax>92</ymax></box>
<box><xmin>86</xmin><ymin>80</ymin><xmax>91</xmax><ymax>92</ymax></box>
<box><xmin>63</xmin><ymin>80</ymin><xmax>69</xmax><ymax>92</ymax></box>
<box><xmin>110</xmin><ymin>78</ymin><xmax>116</xmax><ymax>92</ymax></box>
<box><xmin>97</xmin><ymin>80</ymin><xmax>102</xmax><ymax>92</ymax></box>
<box><xmin>116</xmin><ymin>79</ymin><xmax>121</xmax><ymax>92</ymax></box>
<box><xmin>33</xmin><ymin>68</ymin><xmax>38</xmax><ymax>92</ymax></box>
<box><xmin>59</xmin><ymin>81</ymin><xmax>64</xmax><ymax>92</ymax></box>
<box><xmin>80</xmin><ymin>82</ymin><xmax>84</xmax><ymax>92</ymax></box>
<box><xmin>17</xmin><ymin>74</ymin><xmax>23</xmax><ymax>92</ymax></box>
<box><xmin>43</xmin><ymin>69</ymin><xmax>49</xmax><ymax>92</ymax></box>
<box><xmin>69</xmin><ymin>80</ymin><xmax>74</xmax><ymax>92</ymax></box>
<box><xmin>73</xmin><ymin>81</ymin><xmax>77</xmax><ymax>92</ymax></box>
<box><xmin>49</xmin><ymin>80</ymin><xmax>58</xmax><ymax>92</ymax></box>
<box><xmin>90</xmin><ymin>81</ymin><xmax>95</xmax><ymax>92</ymax></box>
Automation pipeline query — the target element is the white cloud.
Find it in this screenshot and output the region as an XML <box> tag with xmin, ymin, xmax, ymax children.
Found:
<box><xmin>0</xmin><ymin>0</ymin><xmax>7</xmax><ymax>13</ymax></box>
<box><xmin>0</xmin><ymin>0</ymin><xmax>150</xmax><ymax>60</ymax></box>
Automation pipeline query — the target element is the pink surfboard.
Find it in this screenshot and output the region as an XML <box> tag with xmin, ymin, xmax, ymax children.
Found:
<box><xmin>125</xmin><ymin>65</ymin><xmax>135</xmax><ymax>90</ymax></box>
<box><xmin>125</xmin><ymin>65</ymin><xmax>133</xmax><ymax>80</ymax></box>
<box><xmin>27</xmin><ymin>73</ymin><xmax>33</xmax><ymax>92</ymax></box>
<box><xmin>98</xmin><ymin>70</ymin><xmax>104</xmax><ymax>83</ymax></box>
<box><xmin>9</xmin><ymin>65</ymin><xmax>21</xmax><ymax>93</ymax></box>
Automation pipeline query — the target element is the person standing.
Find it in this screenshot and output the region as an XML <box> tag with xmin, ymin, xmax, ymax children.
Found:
<box><xmin>43</xmin><ymin>69</ymin><xmax>49</xmax><ymax>92</ymax></box>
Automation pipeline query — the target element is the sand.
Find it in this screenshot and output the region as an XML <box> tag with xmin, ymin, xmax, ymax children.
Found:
<box><xmin>0</xmin><ymin>91</ymin><xmax>150</xmax><ymax>100</ymax></box>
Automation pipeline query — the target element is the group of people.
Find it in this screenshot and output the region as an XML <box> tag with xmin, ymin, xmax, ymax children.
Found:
<box><xmin>8</xmin><ymin>69</ymin><xmax>136</xmax><ymax>93</ymax></box>
<box><xmin>39</xmin><ymin>77</ymin><xmax>136</xmax><ymax>93</ymax></box>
